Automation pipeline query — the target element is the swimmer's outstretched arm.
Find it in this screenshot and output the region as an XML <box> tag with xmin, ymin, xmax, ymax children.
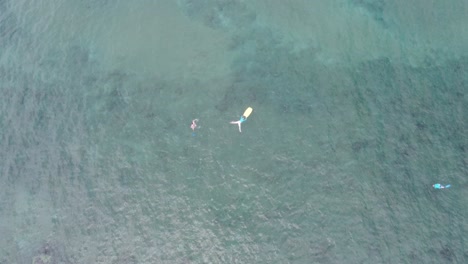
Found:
<box><xmin>230</xmin><ymin>121</ymin><xmax>242</xmax><ymax>132</ymax></box>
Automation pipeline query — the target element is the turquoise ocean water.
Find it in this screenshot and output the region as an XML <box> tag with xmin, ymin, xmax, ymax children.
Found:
<box><xmin>0</xmin><ymin>0</ymin><xmax>467</xmax><ymax>263</ymax></box>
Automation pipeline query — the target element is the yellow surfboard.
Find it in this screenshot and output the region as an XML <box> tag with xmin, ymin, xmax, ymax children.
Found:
<box><xmin>243</xmin><ymin>107</ymin><xmax>253</xmax><ymax>118</ymax></box>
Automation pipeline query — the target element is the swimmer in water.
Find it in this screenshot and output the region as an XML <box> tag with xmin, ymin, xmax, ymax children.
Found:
<box><xmin>230</xmin><ymin>107</ymin><xmax>253</xmax><ymax>133</ymax></box>
<box><xmin>433</xmin><ymin>183</ymin><xmax>451</xmax><ymax>189</ymax></box>
<box><xmin>190</xmin><ymin>119</ymin><xmax>198</xmax><ymax>131</ymax></box>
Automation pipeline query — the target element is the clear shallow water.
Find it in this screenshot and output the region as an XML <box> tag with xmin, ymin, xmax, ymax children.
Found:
<box><xmin>0</xmin><ymin>0</ymin><xmax>467</xmax><ymax>263</ymax></box>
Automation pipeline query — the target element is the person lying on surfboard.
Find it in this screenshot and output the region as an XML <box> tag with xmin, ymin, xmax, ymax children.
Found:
<box><xmin>230</xmin><ymin>107</ymin><xmax>253</xmax><ymax>132</ymax></box>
